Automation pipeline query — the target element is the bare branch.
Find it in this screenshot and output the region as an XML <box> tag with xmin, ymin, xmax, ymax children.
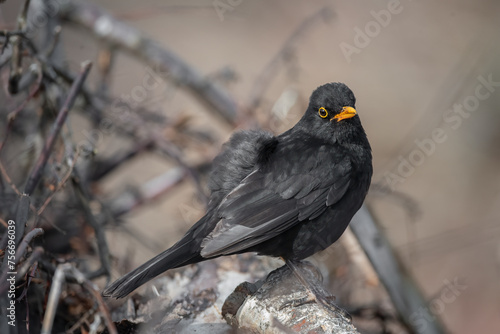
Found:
<box><xmin>24</xmin><ymin>61</ymin><xmax>92</xmax><ymax>195</ymax></box>
<box><xmin>15</xmin><ymin>228</ymin><xmax>44</xmax><ymax>265</ymax></box>
<box><xmin>8</xmin><ymin>0</ymin><xmax>32</xmax><ymax>94</ymax></box>
<box><xmin>90</xmin><ymin>139</ymin><xmax>153</xmax><ymax>181</ymax></box>
<box><xmin>246</xmin><ymin>7</ymin><xmax>333</xmax><ymax>114</ymax></box>
<box><xmin>41</xmin><ymin>263</ymin><xmax>118</xmax><ymax>334</ymax></box>
<box><xmin>41</xmin><ymin>263</ymin><xmax>66</xmax><ymax>334</ymax></box>
<box><xmin>109</xmin><ymin>167</ymin><xmax>187</xmax><ymax>218</ymax></box>
<box><xmin>42</xmin><ymin>25</ymin><xmax>62</xmax><ymax>59</ymax></box>
<box><xmin>0</xmin><ymin>227</ymin><xmax>43</xmax><ymax>294</ymax></box>
<box><xmin>16</xmin><ymin>246</ymin><xmax>43</xmax><ymax>284</ymax></box>
<box><xmin>350</xmin><ymin>205</ymin><xmax>446</xmax><ymax>334</ymax></box>
<box><xmin>72</xmin><ymin>173</ymin><xmax>111</xmax><ymax>279</ymax></box>
<box><xmin>0</xmin><ymin>61</ymin><xmax>43</xmax><ymax>154</ymax></box>
<box><xmin>0</xmin><ymin>160</ymin><xmax>23</xmax><ymax>196</ymax></box>
<box><xmin>37</xmin><ymin>149</ymin><xmax>80</xmax><ymax>216</ymax></box>
<box><xmin>223</xmin><ymin>262</ymin><xmax>358</xmax><ymax>333</ymax></box>
<box><xmin>67</xmin><ymin>266</ymin><xmax>118</xmax><ymax>334</ymax></box>
<box><xmin>57</xmin><ymin>0</ymin><xmax>238</xmax><ymax>125</ymax></box>
<box><xmin>0</xmin><ymin>217</ymin><xmax>7</xmax><ymax>228</ymax></box>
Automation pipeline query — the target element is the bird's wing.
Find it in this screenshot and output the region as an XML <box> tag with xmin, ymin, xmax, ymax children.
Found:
<box><xmin>207</xmin><ymin>129</ymin><xmax>276</xmax><ymax>209</ymax></box>
<box><xmin>200</xmin><ymin>143</ymin><xmax>352</xmax><ymax>257</ymax></box>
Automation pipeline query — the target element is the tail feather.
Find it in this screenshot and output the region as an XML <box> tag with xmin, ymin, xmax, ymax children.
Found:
<box><xmin>102</xmin><ymin>238</ymin><xmax>202</xmax><ymax>298</ymax></box>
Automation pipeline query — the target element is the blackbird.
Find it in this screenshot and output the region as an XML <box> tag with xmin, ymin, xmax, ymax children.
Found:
<box><xmin>103</xmin><ymin>82</ymin><xmax>372</xmax><ymax>303</ymax></box>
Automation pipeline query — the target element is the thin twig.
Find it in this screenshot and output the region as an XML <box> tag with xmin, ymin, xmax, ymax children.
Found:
<box><xmin>37</xmin><ymin>149</ymin><xmax>80</xmax><ymax>216</ymax></box>
<box><xmin>0</xmin><ymin>60</ymin><xmax>43</xmax><ymax>154</ymax></box>
<box><xmin>119</xmin><ymin>224</ymin><xmax>164</xmax><ymax>253</ymax></box>
<box><xmin>24</xmin><ymin>61</ymin><xmax>92</xmax><ymax>195</ymax></box>
<box><xmin>66</xmin><ymin>310</ymin><xmax>93</xmax><ymax>333</ymax></box>
<box><xmin>15</xmin><ymin>228</ymin><xmax>44</xmax><ymax>264</ymax></box>
<box><xmin>246</xmin><ymin>7</ymin><xmax>333</xmax><ymax>114</ymax></box>
<box><xmin>58</xmin><ymin>0</ymin><xmax>238</xmax><ymax>125</ymax></box>
<box><xmin>153</xmin><ymin>133</ymin><xmax>208</xmax><ymax>204</ymax></box>
<box><xmin>42</xmin><ymin>25</ymin><xmax>62</xmax><ymax>59</ymax></box>
<box><xmin>0</xmin><ymin>227</ymin><xmax>43</xmax><ymax>294</ymax></box>
<box><xmin>24</xmin><ymin>282</ymin><xmax>31</xmax><ymax>333</ymax></box>
<box><xmin>41</xmin><ymin>58</ymin><xmax>167</xmax><ymax>131</ymax></box>
<box><xmin>41</xmin><ymin>263</ymin><xmax>118</xmax><ymax>334</ymax></box>
<box><xmin>67</xmin><ymin>266</ymin><xmax>118</xmax><ymax>334</ymax></box>
<box><xmin>0</xmin><ymin>30</ymin><xmax>25</xmax><ymax>54</ymax></box>
<box><xmin>8</xmin><ymin>0</ymin><xmax>32</xmax><ymax>94</ymax></box>
<box><xmin>92</xmin><ymin>107</ymin><xmax>207</xmax><ymax>202</ymax></box>
<box><xmin>90</xmin><ymin>139</ymin><xmax>153</xmax><ymax>181</ymax></box>
<box><xmin>0</xmin><ymin>161</ymin><xmax>23</xmax><ymax>196</ymax></box>
<box><xmin>72</xmin><ymin>172</ymin><xmax>111</xmax><ymax>279</ymax></box>
<box><xmin>96</xmin><ymin>45</ymin><xmax>115</xmax><ymax>111</ymax></box>
<box><xmin>12</xmin><ymin>194</ymin><xmax>30</xmax><ymax>251</ymax></box>
<box><xmin>41</xmin><ymin>263</ymin><xmax>66</xmax><ymax>334</ymax></box>
<box><xmin>16</xmin><ymin>247</ymin><xmax>43</xmax><ymax>285</ymax></box>
<box><xmin>0</xmin><ymin>30</ymin><xmax>26</xmax><ymax>37</ymax></box>
<box><xmin>0</xmin><ymin>217</ymin><xmax>7</xmax><ymax>228</ymax></box>
<box><xmin>109</xmin><ymin>167</ymin><xmax>187</xmax><ymax>218</ymax></box>
<box><xmin>0</xmin><ymin>161</ymin><xmax>37</xmax><ymax>215</ymax></box>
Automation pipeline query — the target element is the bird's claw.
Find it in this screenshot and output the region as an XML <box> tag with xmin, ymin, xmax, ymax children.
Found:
<box><xmin>279</xmin><ymin>295</ymin><xmax>314</xmax><ymax>310</ymax></box>
<box><xmin>315</xmin><ymin>293</ymin><xmax>352</xmax><ymax>322</ymax></box>
<box><xmin>279</xmin><ymin>290</ymin><xmax>351</xmax><ymax>322</ymax></box>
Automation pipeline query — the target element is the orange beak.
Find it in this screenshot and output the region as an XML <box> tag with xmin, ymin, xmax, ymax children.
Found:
<box><xmin>331</xmin><ymin>106</ymin><xmax>357</xmax><ymax>122</ymax></box>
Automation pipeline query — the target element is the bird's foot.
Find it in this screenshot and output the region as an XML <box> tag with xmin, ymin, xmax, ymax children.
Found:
<box><xmin>279</xmin><ymin>294</ymin><xmax>314</xmax><ymax>310</ymax></box>
<box><xmin>314</xmin><ymin>291</ymin><xmax>352</xmax><ymax>322</ymax></box>
<box><xmin>283</xmin><ymin>259</ymin><xmax>352</xmax><ymax>322</ymax></box>
<box><xmin>279</xmin><ymin>288</ymin><xmax>351</xmax><ymax>322</ymax></box>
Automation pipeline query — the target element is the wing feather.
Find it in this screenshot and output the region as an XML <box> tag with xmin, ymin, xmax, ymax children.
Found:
<box><xmin>200</xmin><ymin>141</ymin><xmax>353</xmax><ymax>258</ymax></box>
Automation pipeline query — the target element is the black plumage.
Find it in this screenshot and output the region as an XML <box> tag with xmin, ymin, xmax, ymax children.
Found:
<box><xmin>103</xmin><ymin>82</ymin><xmax>372</xmax><ymax>298</ymax></box>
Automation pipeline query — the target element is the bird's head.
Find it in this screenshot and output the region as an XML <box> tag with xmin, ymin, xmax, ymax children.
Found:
<box><xmin>297</xmin><ymin>82</ymin><xmax>365</xmax><ymax>144</ymax></box>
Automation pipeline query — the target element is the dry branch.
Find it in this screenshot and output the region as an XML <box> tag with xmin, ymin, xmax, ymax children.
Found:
<box><xmin>350</xmin><ymin>205</ymin><xmax>446</xmax><ymax>334</ymax></box>
<box><xmin>15</xmin><ymin>246</ymin><xmax>43</xmax><ymax>284</ymax></box>
<box><xmin>223</xmin><ymin>262</ymin><xmax>359</xmax><ymax>334</ymax></box>
<box><xmin>8</xmin><ymin>0</ymin><xmax>31</xmax><ymax>94</ymax></box>
<box><xmin>72</xmin><ymin>173</ymin><xmax>112</xmax><ymax>280</ymax></box>
<box><xmin>24</xmin><ymin>60</ymin><xmax>92</xmax><ymax>195</ymax></box>
<box><xmin>0</xmin><ymin>226</ymin><xmax>43</xmax><ymax>295</ymax></box>
<box><xmin>41</xmin><ymin>263</ymin><xmax>118</xmax><ymax>334</ymax></box>
<box><xmin>57</xmin><ymin>0</ymin><xmax>238</xmax><ymax>125</ymax></box>
<box><xmin>108</xmin><ymin>167</ymin><xmax>187</xmax><ymax>218</ymax></box>
<box><xmin>0</xmin><ymin>61</ymin><xmax>42</xmax><ymax>154</ymax></box>
<box><xmin>246</xmin><ymin>7</ymin><xmax>333</xmax><ymax>114</ymax></box>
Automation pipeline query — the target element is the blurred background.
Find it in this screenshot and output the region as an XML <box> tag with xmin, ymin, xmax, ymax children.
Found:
<box><xmin>1</xmin><ymin>0</ymin><xmax>499</xmax><ymax>333</ymax></box>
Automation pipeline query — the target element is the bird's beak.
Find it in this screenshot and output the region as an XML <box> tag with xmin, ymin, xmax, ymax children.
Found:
<box><xmin>331</xmin><ymin>107</ymin><xmax>357</xmax><ymax>122</ymax></box>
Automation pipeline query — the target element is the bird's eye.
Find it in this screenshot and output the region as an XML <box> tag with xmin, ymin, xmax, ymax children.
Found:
<box><xmin>318</xmin><ymin>107</ymin><xmax>328</xmax><ymax>118</ymax></box>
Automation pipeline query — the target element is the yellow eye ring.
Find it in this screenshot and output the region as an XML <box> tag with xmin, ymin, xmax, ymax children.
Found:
<box><xmin>318</xmin><ymin>107</ymin><xmax>328</xmax><ymax>118</ymax></box>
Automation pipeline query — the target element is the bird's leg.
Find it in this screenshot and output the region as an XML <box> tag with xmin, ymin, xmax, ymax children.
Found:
<box><xmin>282</xmin><ymin>259</ymin><xmax>351</xmax><ymax>322</ymax></box>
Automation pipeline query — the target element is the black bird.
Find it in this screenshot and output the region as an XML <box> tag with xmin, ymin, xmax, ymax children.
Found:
<box><xmin>103</xmin><ymin>82</ymin><xmax>372</xmax><ymax>303</ymax></box>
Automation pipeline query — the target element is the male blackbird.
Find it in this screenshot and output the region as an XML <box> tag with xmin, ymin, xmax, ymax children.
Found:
<box><xmin>103</xmin><ymin>82</ymin><xmax>372</xmax><ymax>302</ymax></box>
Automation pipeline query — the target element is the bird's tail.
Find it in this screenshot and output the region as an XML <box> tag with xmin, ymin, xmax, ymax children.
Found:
<box><xmin>102</xmin><ymin>234</ymin><xmax>203</xmax><ymax>298</ymax></box>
